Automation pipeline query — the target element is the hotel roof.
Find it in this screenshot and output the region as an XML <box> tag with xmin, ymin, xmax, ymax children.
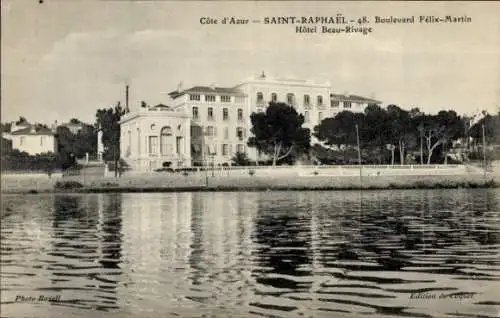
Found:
<box><xmin>330</xmin><ymin>94</ymin><xmax>381</xmax><ymax>104</ymax></box>
<box><xmin>168</xmin><ymin>86</ymin><xmax>245</xmax><ymax>99</ymax></box>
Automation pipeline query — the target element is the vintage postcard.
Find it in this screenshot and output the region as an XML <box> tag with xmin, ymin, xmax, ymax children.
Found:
<box><xmin>1</xmin><ymin>1</ymin><xmax>499</xmax><ymax>318</ymax></box>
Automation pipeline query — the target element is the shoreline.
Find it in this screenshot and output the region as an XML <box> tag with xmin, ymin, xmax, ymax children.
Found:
<box><xmin>1</xmin><ymin>173</ymin><xmax>497</xmax><ymax>194</ymax></box>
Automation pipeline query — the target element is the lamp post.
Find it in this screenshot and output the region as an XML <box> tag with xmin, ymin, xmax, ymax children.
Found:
<box><xmin>205</xmin><ymin>155</ymin><xmax>209</xmax><ymax>187</ymax></box>
<box><xmin>211</xmin><ymin>153</ymin><xmax>215</xmax><ymax>177</ymax></box>
<box><xmin>482</xmin><ymin>124</ymin><xmax>487</xmax><ymax>179</ymax></box>
<box><xmin>355</xmin><ymin>124</ymin><xmax>362</xmax><ymax>185</ymax></box>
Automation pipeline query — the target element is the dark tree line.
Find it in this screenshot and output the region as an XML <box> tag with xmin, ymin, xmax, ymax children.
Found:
<box><xmin>248</xmin><ymin>102</ymin><xmax>499</xmax><ymax>165</ymax></box>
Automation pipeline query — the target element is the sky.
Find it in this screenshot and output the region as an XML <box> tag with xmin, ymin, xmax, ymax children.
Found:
<box><xmin>2</xmin><ymin>1</ymin><xmax>499</xmax><ymax>125</ymax></box>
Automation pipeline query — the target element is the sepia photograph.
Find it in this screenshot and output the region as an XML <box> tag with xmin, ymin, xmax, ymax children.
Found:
<box><xmin>1</xmin><ymin>1</ymin><xmax>499</xmax><ymax>317</ymax></box>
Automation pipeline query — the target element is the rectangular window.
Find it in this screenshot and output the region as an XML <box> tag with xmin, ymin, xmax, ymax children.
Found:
<box><xmin>148</xmin><ymin>136</ymin><xmax>158</xmax><ymax>155</ymax></box>
<box><xmin>206</xmin><ymin>126</ymin><xmax>216</xmax><ymax>137</ymax></box>
<box><xmin>221</xmin><ymin>95</ymin><xmax>231</xmax><ymax>103</ymax></box>
<box><xmin>236</xmin><ymin>127</ymin><xmax>244</xmax><ymax>140</ymax></box>
<box><xmin>40</xmin><ymin>136</ymin><xmax>44</xmax><ymax>146</ymax></box>
<box><xmin>190</xmin><ymin>94</ymin><xmax>200</xmax><ymax>101</ymax></box>
<box><xmin>235</xmin><ymin>96</ymin><xmax>244</xmax><ymax>103</ymax></box>
<box><xmin>304</xmin><ymin>111</ymin><xmax>310</xmax><ymax>123</ymax></box>
<box><xmin>176</xmin><ymin>137</ymin><xmax>182</xmax><ymax>155</ymax></box>
<box><xmin>224</xmin><ymin>127</ymin><xmax>229</xmax><ymax>139</ymax></box>
<box><xmin>223</xmin><ymin>108</ymin><xmax>229</xmax><ymax>121</ymax></box>
<box><xmin>237</xmin><ymin>108</ymin><xmax>243</xmax><ymax>121</ymax></box>
<box><xmin>343</xmin><ymin>101</ymin><xmax>352</xmax><ymax>108</ymax></box>
<box><xmin>20</xmin><ymin>136</ymin><xmax>25</xmax><ymax>146</ymax></box>
<box><xmin>331</xmin><ymin>100</ymin><xmax>340</xmax><ymax>107</ymax></box>
<box><xmin>317</xmin><ymin>95</ymin><xmax>323</xmax><ymax>106</ymax></box>
<box><xmin>192</xmin><ymin>106</ymin><xmax>199</xmax><ymax>119</ymax></box>
<box><xmin>304</xmin><ymin>95</ymin><xmax>310</xmax><ymax>106</ymax></box>
<box><xmin>208</xmin><ymin>107</ymin><xmax>214</xmax><ymax>120</ymax></box>
<box><xmin>222</xmin><ymin>144</ymin><xmax>229</xmax><ymax>156</ymax></box>
<box><xmin>318</xmin><ymin>112</ymin><xmax>323</xmax><ymax>122</ymax></box>
<box><xmin>161</xmin><ymin>135</ymin><xmax>173</xmax><ymax>155</ymax></box>
<box><xmin>191</xmin><ymin>125</ymin><xmax>201</xmax><ymax>137</ymax></box>
<box><xmin>205</xmin><ymin>95</ymin><xmax>216</xmax><ymax>102</ymax></box>
<box><xmin>287</xmin><ymin>93</ymin><xmax>295</xmax><ymax>106</ymax></box>
<box><xmin>237</xmin><ymin>144</ymin><xmax>245</xmax><ymax>153</ymax></box>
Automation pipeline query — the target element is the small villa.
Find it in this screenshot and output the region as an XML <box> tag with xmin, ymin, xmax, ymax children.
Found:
<box><xmin>119</xmin><ymin>104</ymin><xmax>192</xmax><ymax>171</ymax></box>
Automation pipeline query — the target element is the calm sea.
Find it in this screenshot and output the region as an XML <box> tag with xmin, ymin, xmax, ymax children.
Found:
<box><xmin>1</xmin><ymin>190</ymin><xmax>499</xmax><ymax>318</ymax></box>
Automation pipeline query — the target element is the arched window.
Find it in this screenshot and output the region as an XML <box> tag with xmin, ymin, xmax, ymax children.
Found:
<box><xmin>160</xmin><ymin>126</ymin><xmax>173</xmax><ymax>155</ymax></box>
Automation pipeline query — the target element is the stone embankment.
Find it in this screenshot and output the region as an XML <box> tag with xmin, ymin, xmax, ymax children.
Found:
<box><xmin>1</xmin><ymin>164</ymin><xmax>497</xmax><ymax>194</ymax></box>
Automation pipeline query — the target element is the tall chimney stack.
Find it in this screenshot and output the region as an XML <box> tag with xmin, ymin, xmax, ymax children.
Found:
<box><xmin>125</xmin><ymin>84</ymin><xmax>130</xmax><ymax>113</ymax></box>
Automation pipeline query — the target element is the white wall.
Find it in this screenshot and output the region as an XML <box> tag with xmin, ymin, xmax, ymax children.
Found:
<box><xmin>187</xmin><ymin>93</ymin><xmax>247</xmax><ymax>166</ymax></box>
<box><xmin>10</xmin><ymin>135</ymin><xmax>57</xmax><ymax>155</ymax></box>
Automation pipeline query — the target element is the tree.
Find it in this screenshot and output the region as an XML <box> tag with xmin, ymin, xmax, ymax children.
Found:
<box><xmin>231</xmin><ymin>151</ymin><xmax>251</xmax><ymax>166</ymax></box>
<box><xmin>56</xmin><ymin>126</ymin><xmax>75</xmax><ymax>157</ymax></box>
<box><xmin>96</xmin><ymin>102</ymin><xmax>124</xmax><ymax>175</ymax></box>
<box><xmin>420</xmin><ymin>111</ymin><xmax>464</xmax><ymax>164</ymax></box>
<box><xmin>386</xmin><ymin>105</ymin><xmax>418</xmax><ymax>165</ymax></box>
<box><xmin>363</xmin><ymin>104</ymin><xmax>391</xmax><ymax>164</ymax></box>
<box><xmin>74</xmin><ymin>124</ymin><xmax>97</xmax><ymax>157</ymax></box>
<box><xmin>313</xmin><ymin>110</ymin><xmax>365</xmax><ymax>163</ymax></box>
<box><xmin>15</xmin><ymin>116</ymin><xmax>28</xmax><ymax>125</ymax></box>
<box><xmin>314</xmin><ymin>111</ymin><xmax>363</xmax><ymax>148</ymax></box>
<box><xmin>248</xmin><ymin>102</ymin><xmax>310</xmax><ymax>165</ymax></box>
<box><xmin>0</xmin><ymin>122</ymin><xmax>12</xmax><ymax>134</ymax></box>
<box><xmin>470</xmin><ymin>112</ymin><xmax>500</xmax><ymax>144</ymax></box>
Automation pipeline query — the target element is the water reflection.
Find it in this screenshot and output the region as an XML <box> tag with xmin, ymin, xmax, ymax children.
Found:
<box><xmin>1</xmin><ymin>189</ymin><xmax>499</xmax><ymax>318</ymax></box>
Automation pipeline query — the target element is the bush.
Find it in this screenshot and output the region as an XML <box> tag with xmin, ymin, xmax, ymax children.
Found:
<box><xmin>248</xmin><ymin>169</ymin><xmax>255</xmax><ymax>176</ymax></box>
<box><xmin>54</xmin><ymin>181</ymin><xmax>84</xmax><ymax>190</ymax></box>
<box><xmin>154</xmin><ymin>167</ymin><xmax>175</xmax><ymax>173</ymax></box>
<box><xmin>101</xmin><ymin>182</ymin><xmax>119</xmax><ymax>187</ymax></box>
<box><xmin>162</xmin><ymin>161</ymin><xmax>172</xmax><ymax>168</ymax></box>
<box><xmin>232</xmin><ymin>152</ymin><xmax>251</xmax><ymax>166</ymax></box>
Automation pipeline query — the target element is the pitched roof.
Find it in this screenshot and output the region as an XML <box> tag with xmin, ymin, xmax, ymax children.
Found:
<box><xmin>330</xmin><ymin>94</ymin><xmax>381</xmax><ymax>104</ymax></box>
<box><xmin>168</xmin><ymin>86</ymin><xmax>245</xmax><ymax>99</ymax></box>
<box><xmin>148</xmin><ymin>104</ymin><xmax>173</xmax><ymax>111</ymax></box>
<box><xmin>9</xmin><ymin>125</ymin><xmax>55</xmax><ymax>136</ymax></box>
<box><xmin>61</xmin><ymin>122</ymin><xmax>83</xmax><ymax>127</ymax></box>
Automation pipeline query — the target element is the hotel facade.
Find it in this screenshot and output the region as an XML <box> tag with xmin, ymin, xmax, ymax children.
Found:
<box><xmin>119</xmin><ymin>74</ymin><xmax>381</xmax><ymax>171</ymax></box>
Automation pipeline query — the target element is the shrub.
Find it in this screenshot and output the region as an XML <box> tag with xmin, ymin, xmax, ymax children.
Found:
<box><xmin>248</xmin><ymin>169</ymin><xmax>255</xmax><ymax>176</ymax></box>
<box><xmin>54</xmin><ymin>181</ymin><xmax>84</xmax><ymax>190</ymax></box>
<box><xmin>162</xmin><ymin>161</ymin><xmax>172</xmax><ymax>168</ymax></box>
<box><xmin>101</xmin><ymin>182</ymin><xmax>119</xmax><ymax>187</ymax></box>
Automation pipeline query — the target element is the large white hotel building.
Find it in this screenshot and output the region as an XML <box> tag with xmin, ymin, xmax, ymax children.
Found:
<box><xmin>119</xmin><ymin>73</ymin><xmax>381</xmax><ymax>171</ymax></box>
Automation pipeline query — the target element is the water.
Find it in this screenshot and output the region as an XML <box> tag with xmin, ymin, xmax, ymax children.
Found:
<box><xmin>1</xmin><ymin>190</ymin><xmax>499</xmax><ymax>318</ymax></box>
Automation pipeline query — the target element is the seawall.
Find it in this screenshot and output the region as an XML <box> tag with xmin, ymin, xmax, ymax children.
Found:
<box><xmin>1</xmin><ymin>165</ymin><xmax>497</xmax><ymax>194</ymax></box>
